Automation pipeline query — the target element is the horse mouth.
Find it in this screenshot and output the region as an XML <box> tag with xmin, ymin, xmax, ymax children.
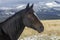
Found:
<box><xmin>38</xmin><ymin>30</ymin><xmax>44</xmax><ymax>33</ymax></box>
<box><xmin>38</xmin><ymin>30</ymin><xmax>43</xmax><ymax>33</ymax></box>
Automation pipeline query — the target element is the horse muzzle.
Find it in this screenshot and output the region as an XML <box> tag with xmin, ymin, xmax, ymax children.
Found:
<box><xmin>38</xmin><ymin>26</ymin><xmax>44</xmax><ymax>33</ymax></box>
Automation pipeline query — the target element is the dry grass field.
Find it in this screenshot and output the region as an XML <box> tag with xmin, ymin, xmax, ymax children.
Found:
<box><xmin>19</xmin><ymin>19</ymin><xmax>60</xmax><ymax>40</ymax></box>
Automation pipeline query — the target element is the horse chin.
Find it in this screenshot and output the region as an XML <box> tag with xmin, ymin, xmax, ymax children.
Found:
<box><xmin>37</xmin><ymin>30</ymin><xmax>43</xmax><ymax>33</ymax></box>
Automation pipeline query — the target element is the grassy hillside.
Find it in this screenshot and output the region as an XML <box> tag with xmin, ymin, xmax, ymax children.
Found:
<box><xmin>19</xmin><ymin>20</ymin><xmax>60</xmax><ymax>39</ymax></box>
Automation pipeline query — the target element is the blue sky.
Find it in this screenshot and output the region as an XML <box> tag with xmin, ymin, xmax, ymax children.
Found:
<box><xmin>0</xmin><ymin>0</ymin><xmax>60</xmax><ymax>7</ymax></box>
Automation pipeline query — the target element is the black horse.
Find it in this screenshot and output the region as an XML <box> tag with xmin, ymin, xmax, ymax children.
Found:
<box><xmin>0</xmin><ymin>3</ymin><xmax>44</xmax><ymax>40</ymax></box>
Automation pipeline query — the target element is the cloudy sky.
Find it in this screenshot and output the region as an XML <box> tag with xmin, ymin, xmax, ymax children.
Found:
<box><xmin>0</xmin><ymin>0</ymin><xmax>60</xmax><ymax>7</ymax></box>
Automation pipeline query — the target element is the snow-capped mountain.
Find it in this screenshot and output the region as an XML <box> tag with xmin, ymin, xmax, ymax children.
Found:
<box><xmin>0</xmin><ymin>1</ymin><xmax>60</xmax><ymax>23</ymax></box>
<box><xmin>35</xmin><ymin>1</ymin><xmax>60</xmax><ymax>20</ymax></box>
<box><xmin>0</xmin><ymin>4</ymin><xmax>26</xmax><ymax>23</ymax></box>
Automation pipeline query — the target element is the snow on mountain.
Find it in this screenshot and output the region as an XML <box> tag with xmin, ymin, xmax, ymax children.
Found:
<box><xmin>16</xmin><ymin>4</ymin><xmax>25</xmax><ymax>9</ymax></box>
<box><xmin>45</xmin><ymin>1</ymin><xmax>60</xmax><ymax>8</ymax></box>
<box><xmin>0</xmin><ymin>7</ymin><xmax>13</xmax><ymax>10</ymax></box>
<box><xmin>34</xmin><ymin>1</ymin><xmax>60</xmax><ymax>12</ymax></box>
<box><xmin>0</xmin><ymin>1</ymin><xmax>60</xmax><ymax>22</ymax></box>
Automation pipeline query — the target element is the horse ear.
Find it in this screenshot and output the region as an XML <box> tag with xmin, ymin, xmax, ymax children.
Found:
<box><xmin>26</xmin><ymin>3</ymin><xmax>29</xmax><ymax>9</ymax></box>
<box><xmin>30</xmin><ymin>4</ymin><xmax>34</xmax><ymax>9</ymax></box>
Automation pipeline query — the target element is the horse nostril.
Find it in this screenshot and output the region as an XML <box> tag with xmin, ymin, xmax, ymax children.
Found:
<box><xmin>39</xmin><ymin>26</ymin><xmax>44</xmax><ymax>33</ymax></box>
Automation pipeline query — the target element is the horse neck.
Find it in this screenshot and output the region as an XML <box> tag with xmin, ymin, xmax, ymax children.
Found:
<box><xmin>14</xmin><ymin>12</ymin><xmax>25</xmax><ymax>38</ymax></box>
<box><xmin>14</xmin><ymin>18</ymin><xmax>25</xmax><ymax>39</ymax></box>
<box><xmin>0</xmin><ymin>10</ymin><xmax>26</xmax><ymax>40</ymax></box>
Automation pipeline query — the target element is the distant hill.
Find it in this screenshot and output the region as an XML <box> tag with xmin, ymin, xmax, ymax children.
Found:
<box><xmin>0</xmin><ymin>1</ymin><xmax>60</xmax><ymax>23</ymax></box>
<box><xmin>36</xmin><ymin>8</ymin><xmax>60</xmax><ymax>20</ymax></box>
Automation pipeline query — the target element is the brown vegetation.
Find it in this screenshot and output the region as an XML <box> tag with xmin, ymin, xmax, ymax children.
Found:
<box><xmin>20</xmin><ymin>20</ymin><xmax>60</xmax><ymax>39</ymax></box>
